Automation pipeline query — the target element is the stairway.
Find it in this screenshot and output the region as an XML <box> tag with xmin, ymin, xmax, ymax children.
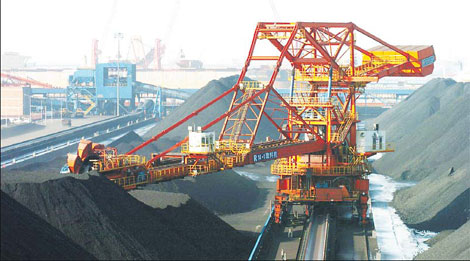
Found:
<box><xmin>331</xmin><ymin>112</ymin><xmax>354</xmax><ymax>143</ymax></box>
<box><xmin>229</xmin><ymin>88</ymin><xmax>256</xmax><ymax>141</ymax></box>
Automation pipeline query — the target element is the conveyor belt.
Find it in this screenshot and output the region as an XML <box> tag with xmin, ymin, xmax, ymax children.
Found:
<box><xmin>1</xmin><ymin>113</ymin><xmax>147</xmax><ymax>162</ymax></box>
<box><xmin>298</xmin><ymin>210</ymin><xmax>330</xmax><ymax>260</ymax></box>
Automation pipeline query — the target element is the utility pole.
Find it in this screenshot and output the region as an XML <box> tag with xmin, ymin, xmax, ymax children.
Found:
<box><xmin>115</xmin><ymin>32</ymin><xmax>123</xmax><ymax>116</ymax></box>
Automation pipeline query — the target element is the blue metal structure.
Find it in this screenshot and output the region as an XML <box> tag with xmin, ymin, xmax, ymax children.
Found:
<box><xmin>65</xmin><ymin>62</ymin><xmax>190</xmax><ymax>117</ymax></box>
<box><xmin>95</xmin><ymin>62</ymin><xmax>135</xmax><ymax>99</ymax></box>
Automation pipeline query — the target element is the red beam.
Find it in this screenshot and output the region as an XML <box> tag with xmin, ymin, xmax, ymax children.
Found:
<box><xmin>146</xmin><ymin>87</ymin><xmax>269</xmax><ymax>166</ymax></box>
<box><xmin>127</xmin><ymin>84</ymin><xmax>238</xmax><ymax>155</ymax></box>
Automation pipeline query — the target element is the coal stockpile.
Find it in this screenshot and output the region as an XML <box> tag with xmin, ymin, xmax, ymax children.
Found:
<box><xmin>1</xmin><ymin>191</ymin><xmax>96</xmax><ymax>260</ymax></box>
<box><xmin>130</xmin><ymin>189</ymin><xmax>255</xmax><ymax>258</ymax></box>
<box><xmin>1</xmin><ymin>171</ymin><xmax>252</xmax><ymax>260</ymax></box>
<box><xmin>108</xmin><ymin>130</ymin><xmax>158</xmax><ymax>159</ymax></box>
<box><xmin>145</xmin><ymin>169</ymin><xmax>261</xmax><ymax>215</ymax></box>
<box><xmin>415</xmin><ymin>221</ymin><xmax>470</xmax><ymax>260</ymax></box>
<box><xmin>370</xmin><ymin>78</ymin><xmax>470</xmax><ymax>258</ymax></box>
<box><xmin>142</xmin><ymin>75</ymin><xmax>282</xmax><ymax>151</ymax></box>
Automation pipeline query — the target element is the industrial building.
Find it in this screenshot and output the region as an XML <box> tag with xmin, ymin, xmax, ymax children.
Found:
<box><xmin>0</xmin><ymin>62</ymin><xmax>190</xmax><ymax>121</ymax></box>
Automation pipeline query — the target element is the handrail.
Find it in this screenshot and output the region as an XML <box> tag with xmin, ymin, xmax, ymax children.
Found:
<box><xmin>248</xmin><ymin>206</ymin><xmax>275</xmax><ymax>261</ymax></box>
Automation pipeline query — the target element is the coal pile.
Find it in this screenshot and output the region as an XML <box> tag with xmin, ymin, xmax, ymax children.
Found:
<box><xmin>370</xmin><ymin>78</ymin><xmax>470</xmax><ymax>258</ymax></box>
<box><xmin>130</xmin><ymin>189</ymin><xmax>255</xmax><ymax>258</ymax></box>
<box><xmin>142</xmin><ymin>75</ymin><xmax>282</xmax><ymax>151</ymax></box>
<box><xmin>1</xmin><ymin>191</ymin><xmax>95</xmax><ymax>260</ymax></box>
<box><xmin>145</xmin><ymin>169</ymin><xmax>261</xmax><ymax>214</ymax></box>
<box><xmin>415</xmin><ymin>221</ymin><xmax>470</xmax><ymax>260</ymax></box>
<box><xmin>108</xmin><ymin>130</ymin><xmax>158</xmax><ymax>159</ymax></box>
<box><xmin>1</xmin><ymin>171</ymin><xmax>252</xmax><ymax>260</ymax></box>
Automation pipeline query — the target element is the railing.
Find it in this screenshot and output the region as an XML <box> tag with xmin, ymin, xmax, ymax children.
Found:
<box><xmin>357</xmin><ymin>142</ymin><xmax>395</xmax><ymax>154</ymax></box>
<box><xmin>190</xmin><ymin>158</ymin><xmax>217</xmax><ymax>175</ymax></box>
<box><xmin>181</xmin><ymin>143</ymin><xmax>215</xmax><ymax>154</ymax></box>
<box><xmin>295</xmin><ymin>69</ymin><xmax>340</xmax><ymax>82</ymax></box>
<box><xmin>239</xmin><ymin>81</ymin><xmax>268</xmax><ymax>90</ymax></box>
<box><xmin>271</xmin><ymin>159</ymin><xmax>367</xmax><ymax>176</ymax></box>
<box><xmin>97</xmin><ymin>155</ymin><xmax>146</xmax><ymax>172</ymax></box>
<box><xmin>216</xmin><ymin>140</ymin><xmax>251</xmax><ymax>154</ymax></box>
<box><xmin>354</xmin><ymin>56</ymin><xmax>409</xmax><ymax>76</ymax></box>
<box><xmin>112</xmin><ymin>174</ymin><xmax>149</xmax><ymax>190</ymax></box>
<box><xmin>148</xmin><ymin>165</ymin><xmax>187</xmax><ymax>182</ymax></box>
<box><xmin>331</xmin><ymin>112</ymin><xmax>356</xmax><ymax>143</ymax></box>
<box><xmin>285</xmin><ymin>96</ymin><xmax>332</xmax><ymax>107</ymax></box>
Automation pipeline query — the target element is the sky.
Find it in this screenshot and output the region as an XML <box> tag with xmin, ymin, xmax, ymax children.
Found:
<box><xmin>1</xmin><ymin>0</ymin><xmax>469</xmax><ymax>71</ymax></box>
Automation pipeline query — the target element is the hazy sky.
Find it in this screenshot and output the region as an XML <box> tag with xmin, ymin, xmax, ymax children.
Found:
<box><xmin>2</xmin><ymin>0</ymin><xmax>469</xmax><ymax>68</ymax></box>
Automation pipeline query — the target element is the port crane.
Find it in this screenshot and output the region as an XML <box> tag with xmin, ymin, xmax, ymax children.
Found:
<box><xmin>64</xmin><ymin>22</ymin><xmax>434</xmax><ymax>224</ymax></box>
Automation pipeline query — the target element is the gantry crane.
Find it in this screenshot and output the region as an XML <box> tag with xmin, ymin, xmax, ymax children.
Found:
<box><xmin>64</xmin><ymin>22</ymin><xmax>435</xmax><ymax>224</ymax></box>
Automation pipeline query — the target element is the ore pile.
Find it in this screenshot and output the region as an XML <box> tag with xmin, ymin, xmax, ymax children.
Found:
<box><xmin>371</xmin><ymin>78</ymin><xmax>470</xmax><ymax>259</ymax></box>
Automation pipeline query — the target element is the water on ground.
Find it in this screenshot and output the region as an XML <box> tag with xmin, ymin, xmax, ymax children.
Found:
<box><xmin>369</xmin><ymin>173</ymin><xmax>437</xmax><ymax>260</ymax></box>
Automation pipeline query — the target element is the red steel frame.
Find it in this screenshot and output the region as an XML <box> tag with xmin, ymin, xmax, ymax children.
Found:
<box><xmin>68</xmin><ymin>22</ymin><xmax>434</xmax><ymax>225</ymax></box>
<box><xmin>128</xmin><ymin>22</ymin><xmax>433</xmax><ymax>223</ymax></box>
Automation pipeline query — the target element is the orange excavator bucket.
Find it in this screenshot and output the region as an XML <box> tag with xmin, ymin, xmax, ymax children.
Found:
<box><xmin>77</xmin><ymin>140</ymin><xmax>93</xmax><ymax>161</ymax></box>
<box><xmin>67</xmin><ymin>153</ymin><xmax>82</xmax><ymax>174</ymax></box>
<box><xmin>92</xmin><ymin>143</ymin><xmax>105</xmax><ymax>151</ymax></box>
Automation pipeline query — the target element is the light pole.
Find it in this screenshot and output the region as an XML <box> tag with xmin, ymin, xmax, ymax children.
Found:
<box><xmin>40</xmin><ymin>99</ymin><xmax>43</xmax><ymax>123</ymax></box>
<box><xmin>115</xmin><ymin>32</ymin><xmax>123</xmax><ymax>116</ymax></box>
<box><xmin>29</xmin><ymin>95</ymin><xmax>32</xmax><ymax>123</ymax></box>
